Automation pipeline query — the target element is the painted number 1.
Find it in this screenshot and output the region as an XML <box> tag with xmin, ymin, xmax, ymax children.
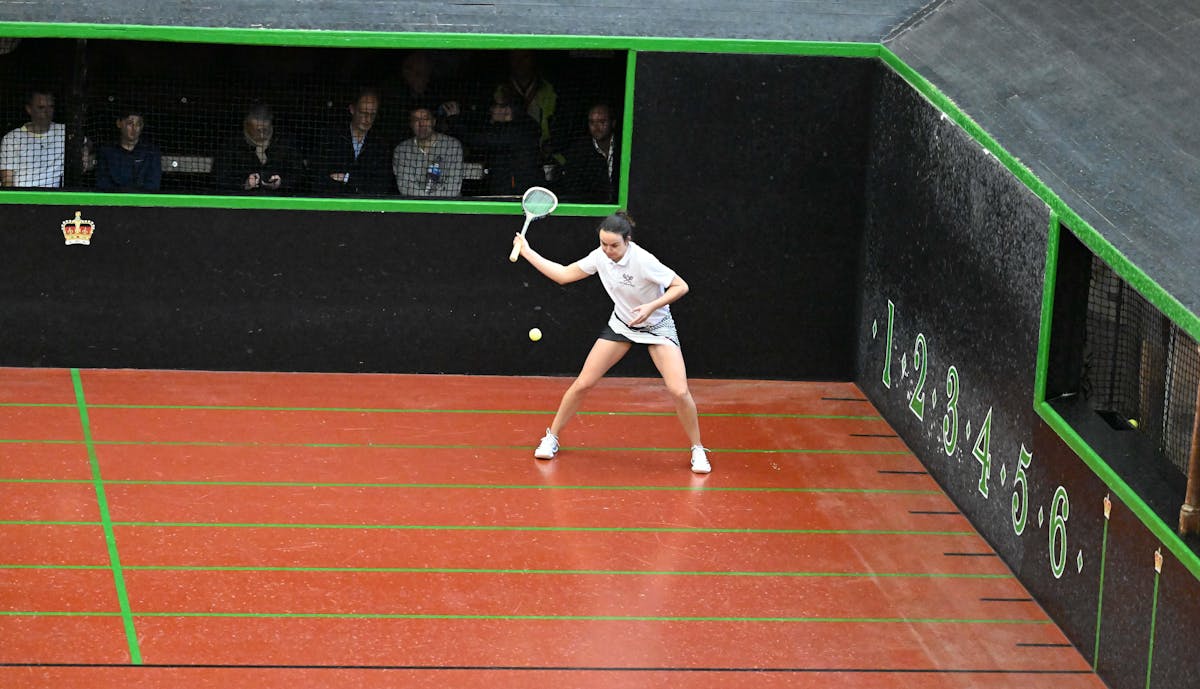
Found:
<box><xmin>882</xmin><ymin>300</ymin><xmax>895</xmax><ymax>389</ymax></box>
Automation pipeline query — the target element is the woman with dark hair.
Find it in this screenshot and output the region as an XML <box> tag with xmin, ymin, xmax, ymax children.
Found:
<box><xmin>512</xmin><ymin>211</ymin><xmax>710</xmax><ymax>474</ymax></box>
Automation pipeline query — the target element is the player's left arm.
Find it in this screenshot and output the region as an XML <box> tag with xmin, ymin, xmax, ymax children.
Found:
<box><xmin>630</xmin><ymin>274</ymin><xmax>688</xmax><ymax>326</ymax></box>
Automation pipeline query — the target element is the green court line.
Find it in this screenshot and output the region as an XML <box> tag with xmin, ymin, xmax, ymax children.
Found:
<box><xmin>1145</xmin><ymin>565</ymin><xmax>1161</xmax><ymax>689</ymax></box>
<box><xmin>0</xmin><ymin>563</ymin><xmax>1013</xmax><ymax>578</ymax></box>
<box><xmin>0</xmin><ymin>519</ymin><xmax>972</xmax><ymax>535</ymax></box>
<box><xmin>0</xmin><ymin>401</ymin><xmax>879</xmax><ymax>420</ymax></box>
<box><xmin>1093</xmin><ymin>514</ymin><xmax>1109</xmax><ymax>669</ymax></box>
<box><xmin>0</xmin><ymin>610</ymin><xmax>1047</xmax><ymax>624</ymax></box>
<box><xmin>72</xmin><ymin>369</ymin><xmax>141</xmax><ymax>664</ymax></box>
<box><xmin>0</xmin><ymin>478</ymin><xmax>939</xmax><ymax>494</ymax></box>
<box><xmin>113</xmin><ymin>524</ymin><xmax>975</xmax><ymax>535</ymax></box>
<box><xmin>0</xmin><ymin>439</ymin><xmax>910</xmax><ymax>455</ymax></box>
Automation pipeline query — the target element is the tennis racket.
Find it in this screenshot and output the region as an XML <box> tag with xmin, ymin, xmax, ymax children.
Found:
<box><xmin>509</xmin><ymin>186</ymin><xmax>559</xmax><ymax>262</ymax></box>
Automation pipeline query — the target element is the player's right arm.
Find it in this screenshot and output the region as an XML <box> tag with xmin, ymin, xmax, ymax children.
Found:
<box><xmin>516</xmin><ymin>237</ymin><xmax>589</xmax><ymax>285</ymax></box>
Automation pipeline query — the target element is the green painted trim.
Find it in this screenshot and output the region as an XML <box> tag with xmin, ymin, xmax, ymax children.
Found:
<box><xmin>1146</xmin><ymin>567</ymin><xmax>1160</xmax><ymax>689</ymax></box>
<box><xmin>103</xmin><ymin>522</ymin><xmax>967</xmax><ymax>535</ymax></box>
<box><xmin>1035</xmin><ymin>213</ymin><xmax>1060</xmax><ymax>405</ymax></box>
<box><xmin>0</xmin><ymin>438</ymin><xmax>910</xmax><ymax>455</ymax></box>
<box><xmin>878</xmin><ymin>47</ymin><xmax>1200</xmax><ymax>344</ymax></box>
<box><xmin>3</xmin><ymin>563</ymin><xmax>1010</xmax><ymax>578</ymax></box>
<box><xmin>0</xmin><ymin>609</ymin><xmax>1049</xmax><ymax>624</ymax></box>
<box><xmin>1094</xmin><ymin>514</ymin><xmax>1109</xmax><ymax>669</ymax></box>
<box><xmin>0</xmin><ymin>22</ymin><xmax>879</xmax><ymax>57</ymax></box>
<box><xmin>0</xmin><ymin>400</ymin><xmax>880</xmax><ymax>420</ymax></box>
<box><xmin>618</xmin><ymin>51</ymin><xmax>637</xmax><ymax>207</ymax></box>
<box><xmin>0</xmin><ymin>189</ymin><xmax>615</xmax><ymax>216</ymax></box>
<box><xmin>7</xmin><ymin>478</ymin><xmax>939</xmax><ymax>494</ymax></box>
<box><xmin>1035</xmin><ymin>401</ymin><xmax>1200</xmax><ymax>581</ymax></box>
<box><xmin>72</xmin><ymin>369</ymin><xmax>141</xmax><ymax>664</ymax></box>
<box><xmin>0</xmin><ymin>31</ymin><xmax>871</xmax><ymax>215</ymax></box>
<box><xmin>882</xmin><ymin>45</ymin><xmax>1200</xmax><ymax>585</ymax></box>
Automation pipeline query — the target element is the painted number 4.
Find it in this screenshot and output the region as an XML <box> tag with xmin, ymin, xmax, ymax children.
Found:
<box><xmin>972</xmin><ymin>407</ymin><xmax>994</xmax><ymax>498</ymax></box>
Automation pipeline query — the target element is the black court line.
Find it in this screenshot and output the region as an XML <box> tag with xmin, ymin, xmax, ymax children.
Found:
<box><xmin>1016</xmin><ymin>643</ymin><xmax>1075</xmax><ymax>648</ymax></box>
<box><xmin>0</xmin><ymin>663</ymin><xmax>1095</xmax><ymax>674</ymax></box>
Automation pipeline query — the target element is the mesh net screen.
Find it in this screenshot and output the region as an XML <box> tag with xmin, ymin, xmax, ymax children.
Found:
<box><xmin>1085</xmin><ymin>254</ymin><xmax>1199</xmax><ymax>482</ymax></box>
<box><xmin>0</xmin><ymin>38</ymin><xmax>626</xmax><ymax>202</ymax></box>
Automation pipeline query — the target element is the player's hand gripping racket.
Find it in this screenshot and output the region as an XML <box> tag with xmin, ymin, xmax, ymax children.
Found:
<box><xmin>509</xmin><ymin>186</ymin><xmax>559</xmax><ymax>262</ymax></box>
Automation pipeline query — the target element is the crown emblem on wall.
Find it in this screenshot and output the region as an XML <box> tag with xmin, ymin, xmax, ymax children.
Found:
<box><xmin>61</xmin><ymin>211</ymin><xmax>95</xmax><ymax>245</ymax></box>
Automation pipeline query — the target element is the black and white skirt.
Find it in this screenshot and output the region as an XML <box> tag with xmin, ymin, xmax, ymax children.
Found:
<box><xmin>601</xmin><ymin>311</ymin><xmax>680</xmax><ymax>347</ymax></box>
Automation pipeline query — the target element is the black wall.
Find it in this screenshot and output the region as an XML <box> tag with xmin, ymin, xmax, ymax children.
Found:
<box><xmin>629</xmin><ymin>53</ymin><xmax>876</xmax><ymax>379</ymax></box>
<box><xmin>856</xmin><ymin>67</ymin><xmax>1200</xmax><ymax>689</ymax></box>
<box><xmin>0</xmin><ymin>53</ymin><xmax>875</xmax><ymax>379</ymax></box>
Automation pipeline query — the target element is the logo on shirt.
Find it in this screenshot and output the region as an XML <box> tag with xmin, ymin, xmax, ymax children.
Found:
<box><xmin>619</xmin><ymin>272</ymin><xmax>635</xmax><ymax>287</ymax></box>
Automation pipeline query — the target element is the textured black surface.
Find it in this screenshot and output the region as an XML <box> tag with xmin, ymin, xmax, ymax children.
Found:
<box><xmin>0</xmin><ymin>0</ymin><xmax>929</xmax><ymax>42</ymax></box>
<box><xmin>0</xmin><ymin>47</ymin><xmax>875</xmax><ymax>380</ymax></box>
<box><xmin>859</xmin><ymin>67</ymin><xmax>1051</xmax><ymax>566</ymax></box>
<box><xmin>630</xmin><ymin>53</ymin><xmax>877</xmax><ymax>380</ymax></box>
<box><xmin>856</xmin><ymin>65</ymin><xmax>1199</xmax><ymax>688</ymax></box>
<box><xmin>887</xmin><ymin>0</ymin><xmax>1200</xmax><ymax>319</ymax></box>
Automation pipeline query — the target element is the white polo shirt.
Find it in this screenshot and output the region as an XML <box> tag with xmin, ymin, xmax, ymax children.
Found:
<box><xmin>576</xmin><ymin>240</ymin><xmax>677</xmax><ymax>327</ymax></box>
<box><xmin>0</xmin><ymin>123</ymin><xmax>65</xmax><ymax>188</ymax></box>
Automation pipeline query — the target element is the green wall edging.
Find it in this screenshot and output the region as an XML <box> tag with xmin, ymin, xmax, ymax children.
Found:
<box><xmin>5</xmin><ymin>21</ymin><xmax>1197</xmax><ymax>584</ymax></box>
<box><xmin>0</xmin><ymin>23</ymin><xmax>874</xmax><ymax>215</ymax></box>
<box><xmin>1034</xmin><ymin>403</ymin><xmax>1200</xmax><ymax>581</ymax></box>
<box><xmin>879</xmin><ymin>46</ymin><xmax>1200</xmax><ymax>583</ymax></box>
<box><xmin>1035</xmin><ymin>217</ymin><xmax>1200</xmax><ymax>582</ymax></box>
<box><xmin>0</xmin><ymin>20</ymin><xmax>879</xmax><ymax>56</ymax></box>
<box><xmin>0</xmin><ymin>190</ymin><xmax>614</xmax><ymax>216</ymax></box>
<box><xmin>878</xmin><ymin>47</ymin><xmax>1200</xmax><ymax>345</ymax></box>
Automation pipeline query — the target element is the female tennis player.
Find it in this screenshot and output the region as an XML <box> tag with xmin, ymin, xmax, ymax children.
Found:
<box><xmin>512</xmin><ymin>210</ymin><xmax>710</xmax><ymax>473</ymax></box>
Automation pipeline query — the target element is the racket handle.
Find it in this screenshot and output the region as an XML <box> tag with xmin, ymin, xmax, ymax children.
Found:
<box><xmin>510</xmin><ymin>215</ymin><xmax>533</xmax><ymax>263</ymax></box>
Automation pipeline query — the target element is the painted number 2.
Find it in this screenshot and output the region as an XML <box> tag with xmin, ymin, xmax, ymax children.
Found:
<box><xmin>909</xmin><ymin>334</ymin><xmax>928</xmax><ymax>420</ymax></box>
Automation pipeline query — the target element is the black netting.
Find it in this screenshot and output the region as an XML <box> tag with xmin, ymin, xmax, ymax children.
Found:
<box><xmin>1085</xmin><ymin>254</ymin><xmax>1199</xmax><ymax>480</ymax></box>
<box><xmin>1</xmin><ymin>38</ymin><xmax>626</xmax><ymax>202</ymax></box>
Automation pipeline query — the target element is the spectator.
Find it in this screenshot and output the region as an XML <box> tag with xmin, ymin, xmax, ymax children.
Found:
<box><xmin>95</xmin><ymin>107</ymin><xmax>162</xmax><ymax>192</ymax></box>
<box><xmin>450</xmin><ymin>94</ymin><xmax>541</xmax><ymax>197</ymax></box>
<box><xmin>215</xmin><ymin>103</ymin><xmax>304</xmax><ymax>194</ymax></box>
<box><xmin>495</xmin><ymin>50</ymin><xmax>558</xmax><ymax>160</ymax></box>
<box><xmin>313</xmin><ymin>89</ymin><xmax>392</xmax><ymax>196</ymax></box>
<box><xmin>393</xmin><ymin>107</ymin><xmax>464</xmax><ymax>197</ymax></box>
<box><xmin>392</xmin><ymin>51</ymin><xmax>459</xmax><ymax>126</ymax></box>
<box><xmin>558</xmin><ymin>103</ymin><xmax>619</xmax><ymax>203</ymax></box>
<box><xmin>0</xmin><ymin>89</ymin><xmax>64</xmax><ymax>188</ymax></box>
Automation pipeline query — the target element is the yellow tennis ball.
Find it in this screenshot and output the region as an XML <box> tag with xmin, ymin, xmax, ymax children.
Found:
<box><xmin>528</xmin><ymin>327</ymin><xmax>542</xmax><ymax>342</ymax></box>
<box><xmin>1129</xmin><ymin>419</ymin><xmax>1139</xmax><ymax>429</ymax></box>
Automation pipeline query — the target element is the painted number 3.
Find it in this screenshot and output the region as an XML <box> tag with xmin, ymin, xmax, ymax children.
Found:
<box><xmin>942</xmin><ymin>365</ymin><xmax>959</xmax><ymax>456</ymax></box>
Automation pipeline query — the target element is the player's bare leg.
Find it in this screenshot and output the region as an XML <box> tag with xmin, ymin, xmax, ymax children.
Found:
<box><xmin>535</xmin><ymin>339</ymin><xmax>630</xmax><ymax>459</ymax></box>
<box><xmin>550</xmin><ymin>339</ymin><xmax>631</xmax><ymax>436</ymax></box>
<box><xmin>649</xmin><ymin>343</ymin><xmax>709</xmax><ymax>472</ymax></box>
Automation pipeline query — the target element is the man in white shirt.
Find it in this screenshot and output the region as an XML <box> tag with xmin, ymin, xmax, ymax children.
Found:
<box><xmin>1</xmin><ymin>90</ymin><xmax>65</xmax><ymax>188</ymax></box>
<box><xmin>392</xmin><ymin>107</ymin><xmax>464</xmax><ymax>197</ymax></box>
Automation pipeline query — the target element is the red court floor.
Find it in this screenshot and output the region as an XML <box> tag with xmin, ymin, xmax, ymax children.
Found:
<box><xmin>0</xmin><ymin>368</ymin><xmax>1107</xmax><ymax>688</ymax></box>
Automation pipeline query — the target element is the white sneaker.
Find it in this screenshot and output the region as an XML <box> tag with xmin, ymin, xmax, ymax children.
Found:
<box><xmin>690</xmin><ymin>446</ymin><xmax>711</xmax><ymax>474</ymax></box>
<box><xmin>534</xmin><ymin>429</ymin><xmax>559</xmax><ymax>460</ymax></box>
